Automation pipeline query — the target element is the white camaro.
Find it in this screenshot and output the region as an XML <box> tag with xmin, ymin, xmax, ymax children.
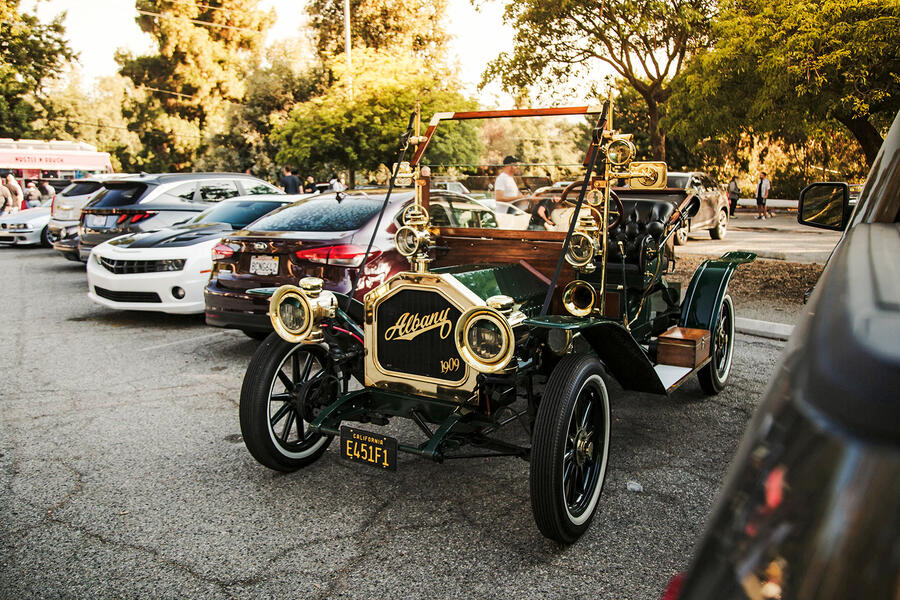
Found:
<box><xmin>86</xmin><ymin>195</ymin><xmax>295</xmax><ymax>314</ymax></box>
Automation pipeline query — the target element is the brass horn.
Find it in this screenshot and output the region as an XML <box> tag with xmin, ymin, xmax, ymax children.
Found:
<box><xmin>562</xmin><ymin>280</ymin><xmax>597</xmax><ymax>317</ymax></box>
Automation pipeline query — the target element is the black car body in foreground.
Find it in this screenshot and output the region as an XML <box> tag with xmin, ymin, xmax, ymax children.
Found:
<box><xmin>674</xmin><ymin>111</ymin><xmax>900</xmax><ymax>599</ymax></box>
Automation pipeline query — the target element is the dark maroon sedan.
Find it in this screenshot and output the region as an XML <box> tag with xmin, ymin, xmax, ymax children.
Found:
<box><xmin>204</xmin><ymin>189</ymin><xmax>478</xmax><ymax>338</ymax></box>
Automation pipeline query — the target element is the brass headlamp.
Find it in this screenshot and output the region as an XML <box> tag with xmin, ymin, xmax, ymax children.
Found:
<box><xmin>395</xmin><ymin>203</ymin><xmax>432</xmax><ymax>272</ymax></box>
<box><xmin>269</xmin><ymin>277</ymin><xmax>337</xmax><ymax>343</ymax></box>
<box><xmin>454</xmin><ymin>295</ymin><xmax>523</xmax><ymax>374</ymax></box>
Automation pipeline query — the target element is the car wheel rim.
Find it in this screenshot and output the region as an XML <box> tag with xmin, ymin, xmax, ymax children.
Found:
<box><xmin>676</xmin><ymin>228</ymin><xmax>687</xmax><ymax>244</ymax></box>
<box><xmin>714</xmin><ymin>296</ymin><xmax>735</xmax><ymax>381</ymax></box>
<box><xmin>718</xmin><ymin>211</ymin><xmax>727</xmax><ymax>235</ymax></box>
<box><xmin>562</xmin><ymin>375</ymin><xmax>609</xmax><ymax>524</ymax></box>
<box><xmin>266</xmin><ymin>346</ymin><xmax>329</xmax><ymax>459</ymax></box>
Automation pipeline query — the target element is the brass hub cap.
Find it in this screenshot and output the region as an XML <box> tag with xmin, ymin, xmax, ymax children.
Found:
<box><xmin>575</xmin><ymin>429</ymin><xmax>594</xmax><ymax>467</ymax></box>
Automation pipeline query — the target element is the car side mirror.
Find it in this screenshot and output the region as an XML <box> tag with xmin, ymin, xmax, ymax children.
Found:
<box><xmin>798</xmin><ymin>182</ymin><xmax>850</xmax><ymax>231</ymax></box>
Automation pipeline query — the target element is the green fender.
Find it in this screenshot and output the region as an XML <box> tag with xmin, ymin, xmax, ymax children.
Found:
<box><xmin>679</xmin><ymin>251</ymin><xmax>756</xmax><ymax>331</ymax></box>
<box><xmin>524</xmin><ymin>315</ymin><xmax>667</xmax><ymax>395</ymax></box>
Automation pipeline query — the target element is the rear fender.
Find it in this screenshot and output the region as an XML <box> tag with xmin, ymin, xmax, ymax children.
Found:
<box><xmin>525</xmin><ymin>315</ymin><xmax>666</xmax><ymax>395</ymax></box>
<box><xmin>679</xmin><ymin>251</ymin><xmax>756</xmax><ymax>331</ymax></box>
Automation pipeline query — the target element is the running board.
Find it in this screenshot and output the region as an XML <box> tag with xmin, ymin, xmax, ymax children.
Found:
<box><xmin>653</xmin><ymin>358</ymin><xmax>711</xmax><ymax>393</ymax></box>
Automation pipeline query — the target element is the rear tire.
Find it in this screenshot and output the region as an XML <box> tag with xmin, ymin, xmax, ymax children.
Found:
<box><xmin>709</xmin><ymin>209</ymin><xmax>728</xmax><ymax>240</ymax></box>
<box><xmin>240</xmin><ymin>339</ymin><xmax>335</xmax><ymax>471</ymax></box>
<box><xmin>698</xmin><ymin>294</ymin><xmax>735</xmax><ymax>395</ymax></box>
<box><xmin>531</xmin><ymin>354</ymin><xmax>611</xmax><ymax>544</ymax></box>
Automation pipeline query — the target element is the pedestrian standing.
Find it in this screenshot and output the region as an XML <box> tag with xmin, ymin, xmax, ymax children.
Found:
<box><xmin>39</xmin><ymin>181</ymin><xmax>55</xmax><ymax>202</ymax></box>
<box><xmin>24</xmin><ymin>182</ymin><xmax>42</xmax><ymax>207</ymax></box>
<box><xmin>0</xmin><ymin>181</ymin><xmax>12</xmax><ymax>215</ymax></box>
<box><xmin>303</xmin><ymin>176</ymin><xmax>317</xmax><ymax>194</ymax></box>
<box><xmin>727</xmin><ymin>175</ymin><xmax>740</xmax><ymax>218</ymax></box>
<box><xmin>492</xmin><ymin>155</ymin><xmax>525</xmax><ymax>210</ymax></box>
<box><xmin>280</xmin><ymin>166</ymin><xmax>301</xmax><ymax>194</ymax></box>
<box><xmin>755</xmin><ymin>171</ymin><xmax>770</xmax><ymax>220</ymax></box>
<box><xmin>5</xmin><ymin>175</ymin><xmax>23</xmax><ymax>212</ymax></box>
<box><xmin>329</xmin><ymin>173</ymin><xmax>346</xmax><ymax>192</ymax></box>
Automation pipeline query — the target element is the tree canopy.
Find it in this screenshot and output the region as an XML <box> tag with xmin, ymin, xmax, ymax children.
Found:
<box><xmin>307</xmin><ymin>0</ymin><xmax>448</xmax><ymax>59</ymax></box>
<box><xmin>0</xmin><ymin>0</ymin><xmax>75</xmax><ymax>138</ymax></box>
<box><xmin>668</xmin><ymin>0</ymin><xmax>900</xmax><ymax>165</ymax></box>
<box><xmin>117</xmin><ymin>0</ymin><xmax>276</xmax><ymax>170</ymax></box>
<box><xmin>274</xmin><ymin>48</ymin><xmax>481</xmax><ymax>183</ymax></box>
<box><xmin>484</xmin><ymin>0</ymin><xmax>715</xmax><ymax>161</ymax></box>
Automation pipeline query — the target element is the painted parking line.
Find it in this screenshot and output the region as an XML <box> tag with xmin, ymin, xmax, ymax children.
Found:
<box><xmin>138</xmin><ymin>330</ymin><xmax>232</xmax><ymax>352</ymax></box>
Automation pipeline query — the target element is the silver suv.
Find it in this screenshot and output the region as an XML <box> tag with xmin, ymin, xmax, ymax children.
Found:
<box><xmin>77</xmin><ymin>173</ymin><xmax>282</xmax><ymax>261</ymax></box>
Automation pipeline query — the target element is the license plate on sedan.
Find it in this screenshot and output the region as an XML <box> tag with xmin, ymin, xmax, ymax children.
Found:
<box><xmin>340</xmin><ymin>426</ymin><xmax>397</xmax><ymax>471</ymax></box>
<box><xmin>86</xmin><ymin>214</ymin><xmax>113</xmax><ymax>228</ymax></box>
<box><xmin>249</xmin><ymin>255</ymin><xmax>279</xmax><ymax>276</ymax></box>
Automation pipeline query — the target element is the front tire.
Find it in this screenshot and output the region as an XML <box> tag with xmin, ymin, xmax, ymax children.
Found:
<box><xmin>531</xmin><ymin>354</ymin><xmax>611</xmax><ymax>544</ymax></box>
<box><xmin>709</xmin><ymin>209</ymin><xmax>728</xmax><ymax>240</ymax></box>
<box><xmin>698</xmin><ymin>294</ymin><xmax>735</xmax><ymax>395</ymax></box>
<box><xmin>40</xmin><ymin>226</ymin><xmax>57</xmax><ymax>248</ymax></box>
<box><xmin>240</xmin><ymin>338</ymin><xmax>335</xmax><ymax>471</ymax></box>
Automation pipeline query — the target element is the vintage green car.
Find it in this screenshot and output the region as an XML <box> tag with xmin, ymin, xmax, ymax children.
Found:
<box><xmin>238</xmin><ymin>104</ymin><xmax>755</xmax><ymax>543</ymax></box>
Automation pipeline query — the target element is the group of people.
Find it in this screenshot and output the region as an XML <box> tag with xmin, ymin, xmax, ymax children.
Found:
<box><xmin>279</xmin><ymin>166</ymin><xmax>347</xmax><ymax>195</ymax></box>
<box><xmin>727</xmin><ymin>172</ymin><xmax>772</xmax><ymax>219</ymax></box>
<box><xmin>1</xmin><ymin>174</ymin><xmax>54</xmax><ymax>215</ymax></box>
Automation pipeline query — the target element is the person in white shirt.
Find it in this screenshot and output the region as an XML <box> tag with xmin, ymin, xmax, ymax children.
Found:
<box><xmin>493</xmin><ymin>155</ymin><xmax>526</xmax><ymax>209</ymax></box>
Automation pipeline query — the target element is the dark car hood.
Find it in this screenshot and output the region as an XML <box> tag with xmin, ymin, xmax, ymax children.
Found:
<box><xmin>109</xmin><ymin>222</ymin><xmax>232</xmax><ymax>248</ymax></box>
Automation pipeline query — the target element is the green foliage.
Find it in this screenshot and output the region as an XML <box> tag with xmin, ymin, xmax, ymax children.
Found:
<box><xmin>37</xmin><ymin>74</ymin><xmax>144</xmax><ymax>171</ymax></box>
<box><xmin>274</xmin><ymin>48</ymin><xmax>481</xmax><ymax>183</ymax></box>
<box><xmin>668</xmin><ymin>0</ymin><xmax>900</xmax><ymax>165</ymax></box>
<box><xmin>202</xmin><ymin>53</ymin><xmax>328</xmax><ymax>180</ymax></box>
<box><xmin>0</xmin><ymin>0</ymin><xmax>75</xmax><ymax>138</ymax></box>
<box><xmin>118</xmin><ymin>0</ymin><xmax>276</xmax><ymax>171</ymax></box>
<box><xmin>484</xmin><ymin>0</ymin><xmax>716</xmax><ymax>160</ymax></box>
<box><xmin>307</xmin><ymin>0</ymin><xmax>448</xmax><ymax>59</ymax></box>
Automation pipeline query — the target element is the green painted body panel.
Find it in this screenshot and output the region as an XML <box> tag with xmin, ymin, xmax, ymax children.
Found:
<box><xmin>435</xmin><ymin>264</ymin><xmax>548</xmax><ymax>314</ymax></box>
<box><xmin>247</xmin><ymin>286</ymin><xmax>278</xmax><ymax>297</ymax></box>
<box><xmin>680</xmin><ymin>251</ymin><xmax>757</xmax><ymax>330</ymax></box>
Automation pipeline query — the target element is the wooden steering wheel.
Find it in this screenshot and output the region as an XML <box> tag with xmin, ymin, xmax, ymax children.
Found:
<box><xmin>559</xmin><ymin>181</ymin><xmax>624</xmax><ymax>230</ymax></box>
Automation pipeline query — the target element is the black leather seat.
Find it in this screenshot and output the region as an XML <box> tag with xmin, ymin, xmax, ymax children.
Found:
<box><xmin>606</xmin><ymin>198</ymin><xmax>674</xmax><ymax>287</ymax></box>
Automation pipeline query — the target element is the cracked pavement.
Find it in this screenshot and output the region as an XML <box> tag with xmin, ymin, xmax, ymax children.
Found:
<box><xmin>0</xmin><ymin>246</ymin><xmax>786</xmax><ymax>599</ymax></box>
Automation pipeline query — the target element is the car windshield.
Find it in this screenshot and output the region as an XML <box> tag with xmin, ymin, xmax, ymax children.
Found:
<box><xmin>89</xmin><ymin>183</ymin><xmax>149</xmax><ymax>207</ymax></box>
<box><xmin>189</xmin><ymin>200</ymin><xmax>287</xmax><ymax>229</ymax></box>
<box><xmin>249</xmin><ymin>195</ymin><xmax>384</xmax><ymax>232</ymax></box>
<box><xmin>61</xmin><ymin>181</ymin><xmax>102</xmax><ymax>197</ymax></box>
<box><xmin>667</xmin><ymin>174</ymin><xmax>689</xmax><ymax>188</ymax></box>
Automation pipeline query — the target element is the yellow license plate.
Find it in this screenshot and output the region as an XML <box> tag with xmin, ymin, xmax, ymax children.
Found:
<box><xmin>340</xmin><ymin>426</ymin><xmax>397</xmax><ymax>471</ymax></box>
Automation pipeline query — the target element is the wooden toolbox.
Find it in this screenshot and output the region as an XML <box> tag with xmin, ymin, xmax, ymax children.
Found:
<box><xmin>657</xmin><ymin>327</ymin><xmax>711</xmax><ymax>368</ymax></box>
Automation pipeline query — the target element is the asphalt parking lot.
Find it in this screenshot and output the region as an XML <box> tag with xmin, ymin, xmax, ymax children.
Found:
<box><xmin>0</xmin><ymin>246</ymin><xmax>786</xmax><ymax>599</ymax></box>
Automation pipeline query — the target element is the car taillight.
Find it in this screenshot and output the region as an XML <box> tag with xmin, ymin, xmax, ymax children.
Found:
<box><xmin>212</xmin><ymin>243</ymin><xmax>236</xmax><ymax>261</ymax></box>
<box><xmin>295</xmin><ymin>244</ymin><xmax>380</xmax><ymax>267</ymax></box>
<box><xmin>660</xmin><ymin>573</ymin><xmax>684</xmax><ymax>600</ymax></box>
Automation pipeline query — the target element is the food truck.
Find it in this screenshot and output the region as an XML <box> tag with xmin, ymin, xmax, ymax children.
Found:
<box><xmin>0</xmin><ymin>139</ymin><xmax>114</xmax><ymax>190</ymax></box>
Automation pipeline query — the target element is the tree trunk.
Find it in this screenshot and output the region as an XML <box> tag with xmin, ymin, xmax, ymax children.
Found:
<box><xmin>836</xmin><ymin>114</ymin><xmax>883</xmax><ymax>167</ymax></box>
<box><xmin>646</xmin><ymin>102</ymin><xmax>666</xmax><ymax>162</ymax></box>
<box><xmin>349</xmin><ymin>168</ymin><xmax>356</xmax><ymax>188</ymax></box>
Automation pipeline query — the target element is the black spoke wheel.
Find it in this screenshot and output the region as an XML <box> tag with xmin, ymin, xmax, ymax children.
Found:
<box><xmin>239</xmin><ymin>337</ymin><xmax>335</xmax><ymax>471</ymax></box>
<box><xmin>698</xmin><ymin>294</ymin><xmax>735</xmax><ymax>395</ymax></box>
<box><xmin>531</xmin><ymin>354</ymin><xmax>611</xmax><ymax>544</ymax></box>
